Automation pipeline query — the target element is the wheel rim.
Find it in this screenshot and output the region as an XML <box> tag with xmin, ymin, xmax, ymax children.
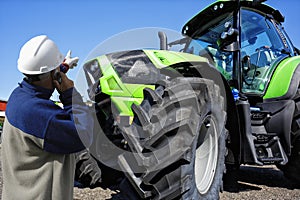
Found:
<box><xmin>194</xmin><ymin>115</ymin><xmax>219</xmax><ymax>194</ymax></box>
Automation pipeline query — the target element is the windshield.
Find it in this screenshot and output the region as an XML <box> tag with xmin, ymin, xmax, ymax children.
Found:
<box><xmin>240</xmin><ymin>8</ymin><xmax>290</xmax><ymax>94</ymax></box>
<box><xmin>184</xmin><ymin>7</ymin><xmax>291</xmax><ymax>95</ymax></box>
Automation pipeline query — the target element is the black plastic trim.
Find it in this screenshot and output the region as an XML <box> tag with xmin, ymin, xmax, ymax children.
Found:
<box><xmin>257</xmin><ymin>100</ymin><xmax>295</xmax><ymax>155</ymax></box>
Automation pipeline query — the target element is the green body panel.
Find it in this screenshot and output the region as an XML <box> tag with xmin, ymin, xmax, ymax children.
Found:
<box><xmin>98</xmin><ymin>55</ymin><xmax>155</xmax><ymax>116</ymax></box>
<box><xmin>110</xmin><ymin>96</ymin><xmax>144</xmax><ymax>117</ymax></box>
<box><xmin>143</xmin><ymin>50</ymin><xmax>207</xmax><ymax>68</ymax></box>
<box><xmin>264</xmin><ymin>56</ymin><xmax>300</xmax><ymax>99</ymax></box>
<box><xmin>94</xmin><ymin>51</ymin><xmax>208</xmax><ymax>117</ymax></box>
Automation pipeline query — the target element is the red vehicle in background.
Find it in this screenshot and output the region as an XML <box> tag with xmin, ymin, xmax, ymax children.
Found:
<box><xmin>0</xmin><ymin>99</ymin><xmax>7</xmax><ymax>140</ymax></box>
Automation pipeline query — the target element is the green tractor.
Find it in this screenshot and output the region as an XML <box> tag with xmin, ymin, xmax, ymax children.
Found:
<box><xmin>76</xmin><ymin>0</ymin><xmax>300</xmax><ymax>199</ymax></box>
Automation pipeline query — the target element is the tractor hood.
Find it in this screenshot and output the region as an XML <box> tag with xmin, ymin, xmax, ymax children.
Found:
<box><xmin>182</xmin><ymin>0</ymin><xmax>284</xmax><ymax>38</ymax></box>
<box><xmin>82</xmin><ymin>49</ymin><xmax>208</xmax><ymax>102</ymax></box>
<box><xmin>82</xmin><ymin>49</ymin><xmax>210</xmax><ymax>117</ymax></box>
<box><xmin>143</xmin><ymin>50</ymin><xmax>207</xmax><ymax>68</ymax></box>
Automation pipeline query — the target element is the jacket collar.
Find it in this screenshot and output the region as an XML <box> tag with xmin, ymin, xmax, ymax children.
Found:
<box><xmin>19</xmin><ymin>79</ymin><xmax>54</xmax><ymax>99</ymax></box>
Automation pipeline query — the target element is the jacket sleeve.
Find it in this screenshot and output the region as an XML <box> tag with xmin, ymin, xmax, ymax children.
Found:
<box><xmin>43</xmin><ymin>88</ymin><xmax>94</xmax><ymax>154</ymax></box>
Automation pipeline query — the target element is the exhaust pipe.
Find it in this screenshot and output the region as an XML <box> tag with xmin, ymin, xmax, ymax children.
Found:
<box><xmin>158</xmin><ymin>31</ymin><xmax>168</xmax><ymax>50</ymax></box>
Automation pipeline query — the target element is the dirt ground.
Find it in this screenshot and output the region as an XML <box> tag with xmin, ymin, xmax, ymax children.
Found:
<box><xmin>0</xmin><ymin>146</ymin><xmax>299</xmax><ymax>199</ymax></box>
<box><xmin>73</xmin><ymin>164</ymin><xmax>300</xmax><ymax>200</ymax></box>
<box><xmin>220</xmin><ymin>165</ymin><xmax>300</xmax><ymax>200</ymax></box>
<box><xmin>1</xmin><ymin>162</ymin><xmax>300</xmax><ymax>200</ymax></box>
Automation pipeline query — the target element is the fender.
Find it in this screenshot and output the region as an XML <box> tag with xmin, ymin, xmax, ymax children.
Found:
<box><xmin>264</xmin><ymin>56</ymin><xmax>300</xmax><ymax>100</ymax></box>
<box><xmin>262</xmin><ymin>56</ymin><xmax>300</xmax><ymax>154</ymax></box>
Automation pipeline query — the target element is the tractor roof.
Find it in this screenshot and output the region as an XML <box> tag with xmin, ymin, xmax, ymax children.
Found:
<box><xmin>182</xmin><ymin>0</ymin><xmax>284</xmax><ymax>38</ymax></box>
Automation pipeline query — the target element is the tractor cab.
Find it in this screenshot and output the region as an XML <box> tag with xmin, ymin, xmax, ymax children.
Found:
<box><xmin>179</xmin><ymin>0</ymin><xmax>298</xmax><ymax>98</ymax></box>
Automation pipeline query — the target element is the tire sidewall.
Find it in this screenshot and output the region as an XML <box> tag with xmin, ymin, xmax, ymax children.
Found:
<box><xmin>184</xmin><ymin>97</ymin><xmax>226</xmax><ymax>200</ymax></box>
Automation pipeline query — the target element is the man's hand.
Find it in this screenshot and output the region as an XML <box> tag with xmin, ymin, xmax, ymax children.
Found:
<box><xmin>63</xmin><ymin>50</ymin><xmax>79</xmax><ymax>69</ymax></box>
<box><xmin>53</xmin><ymin>71</ymin><xmax>74</xmax><ymax>93</ymax></box>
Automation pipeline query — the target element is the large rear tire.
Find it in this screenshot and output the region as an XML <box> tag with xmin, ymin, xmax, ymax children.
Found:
<box><xmin>119</xmin><ymin>77</ymin><xmax>227</xmax><ymax>199</ymax></box>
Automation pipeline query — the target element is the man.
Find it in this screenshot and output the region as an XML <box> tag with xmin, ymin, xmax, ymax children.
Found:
<box><xmin>1</xmin><ymin>35</ymin><xmax>93</xmax><ymax>200</ymax></box>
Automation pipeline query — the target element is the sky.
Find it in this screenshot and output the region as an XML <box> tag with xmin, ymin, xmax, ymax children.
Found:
<box><xmin>0</xmin><ymin>0</ymin><xmax>300</xmax><ymax>101</ymax></box>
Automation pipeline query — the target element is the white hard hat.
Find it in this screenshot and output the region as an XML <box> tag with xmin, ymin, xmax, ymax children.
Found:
<box><xmin>17</xmin><ymin>35</ymin><xmax>64</xmax><ymax>75</ymax></box>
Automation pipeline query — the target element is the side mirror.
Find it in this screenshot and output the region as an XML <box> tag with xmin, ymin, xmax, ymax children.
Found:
<box><xmin>217</xmin><ymin>22</ymin><xmax>240</xmax><ymax>52</ymax></box>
